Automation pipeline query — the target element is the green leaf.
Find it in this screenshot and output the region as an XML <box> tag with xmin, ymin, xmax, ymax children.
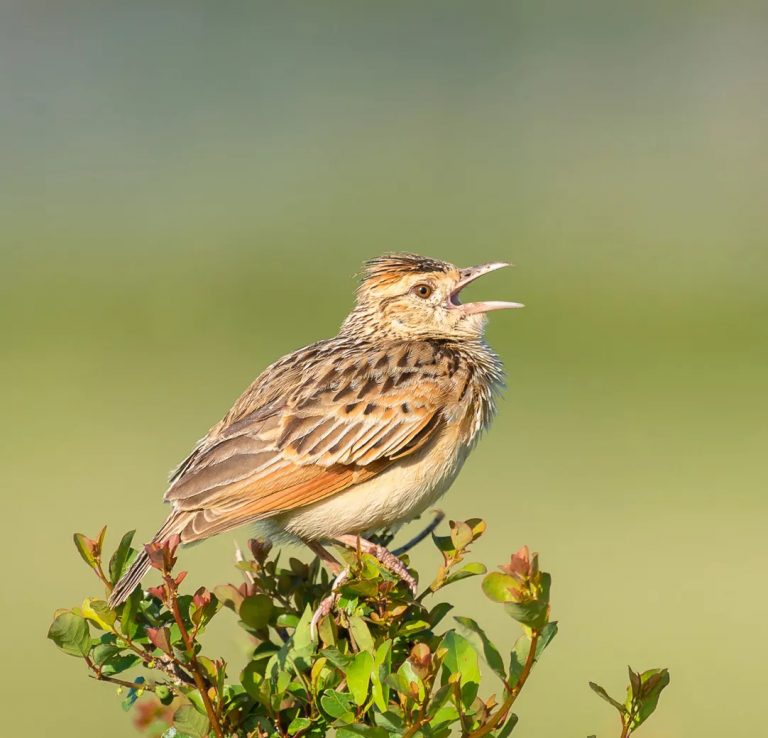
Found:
<box><xmin>48</xmin><ymin>611</ymin><xmax>91</xmax><ymax>657</ymax></box>
<box><xmin>174</xmin><ymin>703</ymin><xmax>210</xmax><ymax>738</ymax></box>
<box><xmin>374</xmin><ymin>711</ymin><xmax>403</xmax><ymax>731</ymax></box>
<box><xmin>428</xmin><ymin>602</ymin><xmax>454</xmax><ymax>627</ymax></box>
<box><xmin>239</xmin><ymin>594</ymin><xmax>274</xmax><ymax>630</ymax></box>
<box><xmin>465</xmin><ymin>518</ymin><xmax>487</xmax><ymax>539</ymax></box>
<box><xmin>348</xmin><ymin>615</ymin><xmax>374</xmax><ymax>652</ymax></box>
<box><xmin>108</xmin><ymin>530</ymin><xmax>136</xmax><ymax>584</ymax></box>
<box><xmin>589</xmin><ymin>682</ymin><xmax>627</xmax><ymax>714</ymax></box>
<box><xmin>431</xmin><ymin>533</ymin><xmax>456</xmax><ymax>558</ymax></box>
<box><xmin>321</xmin><ymin>647</ymin><xmax>353</xmax><ymax>670</ymax></box>
<box><xmin>504</xmin><ymin>599</ymin><xmax>549</xmax><ymax>629</ymax></box>
<box><xmin>337</xmin><ymin>725</ymin><xmax>389</xmax><ymax>738</ymax></box>
<box><xmin>443</xmin><ymin>561</ymin><xmax>487</xmax><ymax>586</ymax></box>
<box><xmin>101</xmin><ymin>653</ymin><xmax>141</xmax><ymax>676</ymax></box>
<box><xmin>186</xmin><ymin>690</ymin><xmax>208</xmax><ymax>717</ymax></box>
<box><xmin>91</xmin><ymin>642</ymin><xmax>120</xmax><ymax>665</ymax></box>
<box><xmin>213</xmin><ymin>583</ymin><xmax>244</xmax><ymax>611</ymax></box>
<box><xmin>449</xmin><ymin>520</ymin><xmax>474</xmax><ymax>550</ymax></box>
<box><xmin>536</xmin><ymin>621</ymin><xmax>558</xmax><ymax>659</ymax></box>
<box><xmin>73</xmin><ymin>532</ymin><xmax>98</xmax><ymax>568</ymax></box>
<box><xmin>481</xmin><ymin>572</ymin><xmax>518</xmax><ymax>603</ymax></box>
<box><xmin>287</xmin><ymin>717</ymin><xmax>312</xmax><ymax>734</ymax></box>
<box><xmin>440</xmin><ymin>631</ymin><xmax>480</xmax><ymax>707</ymax></box>
<box><xmin>347</xmin><ymin>651</ymin><xmax>374</xmax><ymax>706</ymax></box>
<box><xmin>454</xmin><ymin>616</ymin><xmax>505</xmax><ymax>681</ymax></box>
<box><xmin>508</xmin><ymin>633</ymin><xmax>531</xmax><ymax>685</ymax></box>
<box><xmin>317</xmin><ymin>612</ymin><xmax>337</xmax><ymax>646</ymax></box>
<box><xmin>276</xmin><ymin>613</ymin><xmax>300</xmax><ymax>628</ymax></box>
<box><xmin>272</xmin><ymin>668</ymin><xmax>292</xmax><ymax>698</ymax></box>
<box><xmin>629</xmin><ymin>668</ymin><xmax>670</xmax><ymax>729</ymax></box>
<box><xmin>371</xmin><ymin>640</ymin><xmax>391</xmax><ymax>711</ymax></box>
<box><xmin>397</xmin><ymin>619</ymin><xmax>430</xmax><ymax>637</ymax></box>
<box><xmin>427</xmin><ymin>683</ymin><xmax>453</xmax><ymax>714</ymax></box>
<box><xmin>429</xmin><ymin>703</ymin><xmax>460</xmax><ymax>730</ymax></box>
<box><xmin>241</xmin><ymin>661</ymin><xmax>267</xmax><ymax>703</ymax></box>
<box><xmin>396</xmin><ymin>659</ymin><xmax>425</xmax><ymax>701</ymax></box>
<box><xmin>497</xmin><ymin>712</ymin><xmax>519</xmax><ymax>738</ymax></box>
<box><xmin>82</xmin><ymin>598</ymin><xmax>116</xmax><ymax>630</ymax></box>
<box><xmin>320</xmin><ymin>689</ymin><xmax>355</xmax><ymax>722</ymax></box>
<box><xmin>292</xmin><ymin>605</ymin><xmax>315</xmax><ymax>654</ymax></box>
<box><xmin>119</xmin><ymin>587</ymin><xmax>141</xmax><ymax>639</ymax></box>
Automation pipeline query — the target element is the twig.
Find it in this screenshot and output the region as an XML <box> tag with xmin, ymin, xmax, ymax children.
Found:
<box><xmin>84</xmin><ymin>655</ymin><xmax>163</xmax><ymax>693</ymax></box>
<box><xmin>91</xmin><ymin>556</ymin><xmax>112</xmax><ymax>592</ymax></box>
<box><xmin>393</xmin><ymin>510</ymin><xmax>446</xmax><ymax>556</ymax></box>
<box><xmin>164</xmin><ymin>573</ymin><xmax>225</xmax><ymax>738</ymax></box>
<box><xmin>465</xmin><ymin>630</ymin><xmax>540</xmax><ymax>738</ymax></box>
<box><xmin>234</xmin><ymin>541</ymin><xmax>256</xmax><ymax>585</ymax></box>
<box><xmin>619</xmin><ymin>705</ymin><xmax>637</xmax><ymax>738</ymax></box>
<box><xmin>400</xmin><ymin>664</ymin><xmax>438</xmax><ymax>738</ymax></box>
<box><xmin>106</xmin><ymin>618</ymin><xmax>193</xmax><ymax>686</ymax></box>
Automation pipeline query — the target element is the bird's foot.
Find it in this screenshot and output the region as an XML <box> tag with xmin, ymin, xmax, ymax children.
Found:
<box><xmin>309</xmin><ymin>538</ymin><xmax>418</xmax><ymax>639</ymax></box>
<box><xmin>310</xmin><ymin>568</ymin><xmax>350</xmax><ymax>639</ymax></box>
<box><xmin>333</xmin><ymin>534</ymin><xmax>418</xmax><ymax>595</ymax></box>
<box><xmin>363</xmin><ymin>543</ymin><xmax>418</xmax><ymax>595</ymax></box>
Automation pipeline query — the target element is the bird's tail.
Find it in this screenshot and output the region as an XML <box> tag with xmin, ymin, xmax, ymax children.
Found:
<box><xmin>107</xmin><ymin>511</ymin><xmax>187</xmax><ymax>608</ymax></box>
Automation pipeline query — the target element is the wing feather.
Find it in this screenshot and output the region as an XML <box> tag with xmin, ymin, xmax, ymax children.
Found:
<box><xmin>162</xmin><ymin>339</ymin><xmax>458</xmax><ymax>542</ymax></box>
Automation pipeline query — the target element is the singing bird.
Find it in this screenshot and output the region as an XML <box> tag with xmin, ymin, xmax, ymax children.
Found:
<box><xmin>109</xmin><ymin>253</ymin><xmax>522</xmax><ymax>609</ymax></box>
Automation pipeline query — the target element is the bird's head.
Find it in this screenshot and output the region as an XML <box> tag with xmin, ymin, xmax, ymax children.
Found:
<box><xmin>341</xmin><ymin>253</ymin><xmax>523</xmax><ymax>340</ymax></box>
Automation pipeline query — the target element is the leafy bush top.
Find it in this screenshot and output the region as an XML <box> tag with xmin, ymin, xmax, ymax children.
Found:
<box><xmin>49</xmin><ymin>517</ymin><xmax>668</xmax><ymax>738</ymax></box>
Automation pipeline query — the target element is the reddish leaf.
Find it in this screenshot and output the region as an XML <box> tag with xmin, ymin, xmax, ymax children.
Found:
<box><xmin>145</xmin><ymin>535</ymin><xmax>181</xmax><ymax>573</ymax></box>
<box><xmin>147</xmin><ymin>585</ymin><xmax>166</xmax><ymax>601</ymax></box>
<box><xmin>248</xmin><ymin>538</ymin><xmax>273</xmax><ymax>563</ymax></box>
<box><xmin>146</xmin><ymin>626</ymin><xmax>173</xmax><ymax>654</ymax></box>
<box><xmin>193</xmin><ymin>587</ymin><xmax>212</xmax><ymax>610</ymax></box>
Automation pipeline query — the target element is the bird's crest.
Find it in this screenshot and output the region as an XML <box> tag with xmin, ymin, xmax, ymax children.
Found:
<box><xmin>360</xmin><ymin>253</ymin><xmax>453</xmax><ymax>289</ymax></box>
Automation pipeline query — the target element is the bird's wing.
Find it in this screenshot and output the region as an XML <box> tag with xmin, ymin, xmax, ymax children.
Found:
<box><xmin>162</xmin><ymin>341</ymin><xmax>457</xmax><ymax>540</ymax></box>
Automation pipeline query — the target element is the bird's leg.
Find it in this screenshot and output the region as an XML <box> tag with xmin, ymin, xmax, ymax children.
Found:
<box><xmin>303</xmin><ymin>540</ymin><xmax>347</xmax><ymax>638</ymax></box>
<box><xmin>333</xmin><ymin>534</ymin><xmax>418</xmax><ymax>595</ymax></box>
<box><xmin>304</xmin><ymin>540</ymin><xmax>343</xmax><ymax>575</ymax></box>
<box><xmin>310</xmin><ymin>567</ymin><xmax>350</xmax><ymax>638</ymax></box>
<box><xmin>305</xmin><ymin>535</ymin><xmax>418</xmax><ymax>638</ymax></box>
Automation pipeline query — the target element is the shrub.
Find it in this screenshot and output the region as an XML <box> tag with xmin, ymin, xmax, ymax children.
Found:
<box><xmin>49</xmin><ymin>516</ymin><xmax>668</xmax><ymax>737</ymax></box>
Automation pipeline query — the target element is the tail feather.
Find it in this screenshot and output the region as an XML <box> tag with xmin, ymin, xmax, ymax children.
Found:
<box><xmin>107</xmin><ymin>548</ymin><xmax>153</xmax><ymax>608</ymax></box>
<box><xmin>107</xmin><ymin>511</ymin><xmax>187</xmax><ymax>608</ymax></box>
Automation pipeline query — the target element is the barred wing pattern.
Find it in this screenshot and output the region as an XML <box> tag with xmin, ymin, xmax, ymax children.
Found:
<box><xmin>162</xmin><ymin>339</ymin><xmax>464</xmax><ymax>542</ymax></box>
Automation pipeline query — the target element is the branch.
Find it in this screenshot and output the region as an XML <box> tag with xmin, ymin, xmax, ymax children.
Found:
<box><xmin>393</xmin><ymin>510</ymin><xmax>446</xmax><ymax>555</ymax></box>
<box><xmin>84</xmin><ymin>655</ymin><xmax>163</xmax><ymax>693</ymax></box>
<box><xmin>164</xmin><ymin>573</ymin><xmax>225</xmax><ymax>738</ymax></box>
<box><xmin>466</xmin><ymin>630</ymin><xmax>540</xmax><ymax>738</ymax></box>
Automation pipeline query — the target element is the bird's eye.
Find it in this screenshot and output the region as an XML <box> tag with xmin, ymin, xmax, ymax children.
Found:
<box><xmin>413</xmin><ymin>283</ymin><xmax>433</xmax><ymax>299</ymax></box>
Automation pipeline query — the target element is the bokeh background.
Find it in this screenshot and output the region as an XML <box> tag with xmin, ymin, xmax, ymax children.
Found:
<box><xmin>2</xmin><ymin>1</ymin><xmax>767</xmax><ymax>736</ymax></box>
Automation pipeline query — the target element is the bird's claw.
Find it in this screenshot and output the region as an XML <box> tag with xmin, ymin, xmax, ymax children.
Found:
<box><xmin>310</xmin><ymin>568</ymin><xmax>350</xmax><ymax>639</ymax></box>
<box><xmin>310</xmin><ymin>545</ymin><xmax>417</xmax><ymax>640</ymax></box>
<box><xmin>368</xmin><ymin>543</ymin><xmax>418</xmax><ymax>595</ymax></box>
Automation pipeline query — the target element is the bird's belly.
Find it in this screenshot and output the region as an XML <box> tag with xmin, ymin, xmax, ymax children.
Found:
<box><xmin>278</xmin><ymin>437</ymin><xmax>469</xmax><ymax>541</ymax></box>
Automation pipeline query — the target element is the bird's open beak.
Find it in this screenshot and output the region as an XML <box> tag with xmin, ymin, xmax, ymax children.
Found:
<box><xmin>447</xmin><ymin>262</ymin><xmax>524</xmax><ymax>315</ymax></box>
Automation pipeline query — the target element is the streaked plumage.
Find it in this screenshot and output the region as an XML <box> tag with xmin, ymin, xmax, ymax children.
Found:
<box><xmin>109</xmin><ymin>253</ymin><xmax>521</xmax><ymax>607</ymax></box>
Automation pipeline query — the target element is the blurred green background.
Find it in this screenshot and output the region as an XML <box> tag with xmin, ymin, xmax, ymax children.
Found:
<box><xmin>2</xmin><ymin>1</ymin><xmax>767</xmax><ymax>736</ymax></box>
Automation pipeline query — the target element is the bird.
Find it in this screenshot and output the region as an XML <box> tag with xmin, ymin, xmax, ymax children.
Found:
<box><xmin>108</xmin><ymin>253</ymin><xmax>522</xmax><ymax>610</ymax></box>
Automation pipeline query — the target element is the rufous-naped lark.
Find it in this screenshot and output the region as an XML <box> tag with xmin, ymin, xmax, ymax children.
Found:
<box><xmin>109</xmin><ymin>253</ymin><xmax>522</xmax><ymax>618</ymax></box>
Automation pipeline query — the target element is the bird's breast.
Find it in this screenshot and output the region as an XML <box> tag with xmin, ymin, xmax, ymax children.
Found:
<box><xmin>277</xmin><ymin>422</ymin><xmax>471</xmax><ymax>541</ymax></box>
